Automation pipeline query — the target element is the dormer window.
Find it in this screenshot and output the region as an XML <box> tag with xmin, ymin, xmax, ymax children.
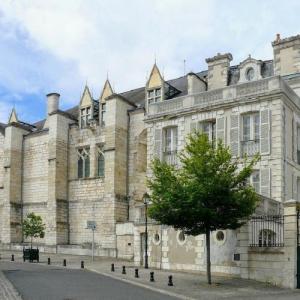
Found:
<box><xmin>147</xmin><ymin>88</ymin><xmax>161</xmax><ymax>104</ymax></box>
<box><xmin>80</xmin><ymin>107</ymin><xmax>91</xmax><ymax>128</ymax></box>
<box><xmin>246</xmin><ymin>67</ymin><xmax>255</xmax><ymax>81</ymax></box>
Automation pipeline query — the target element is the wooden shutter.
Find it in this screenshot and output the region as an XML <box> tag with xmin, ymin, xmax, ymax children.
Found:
<box><xmin>216</xmin><ymin>116</ymin><xmax>226</xmax><ymax>143</ymax></box>
<box><xmin>154</xmin><ymin>129</ymin><xmax>162</xmax><ymax>159</ymax></box>
<box><xmin>230</xmin><ymin>115</ymin><xmax>239</xmax><ymax>156</ymax></box>
<box><xmin>260</xmin><ymin>109</ymin><xmax>271</xmax><ymax>155</ymax></box>
<box><xmin>260</xmin><ymin>168</ymin><xmax>271</xmax><ymax>198</ymax></box>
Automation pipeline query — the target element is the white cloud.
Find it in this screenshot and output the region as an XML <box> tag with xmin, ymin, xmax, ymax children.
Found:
<box><xmin>0</xmin><ymin>0</ymin><xmax>300</xmax><ymax>115</ymax></box>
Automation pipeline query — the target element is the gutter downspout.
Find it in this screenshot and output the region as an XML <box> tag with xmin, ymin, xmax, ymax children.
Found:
<box><xmin>20</xmin><ymin>134</ymin><xmax>25</xmax><ymax>243</ymax></box>
<box><xmin>66</xmin><ymin>124</ymin><xmax>71</xmax><ymax>244</ymax></box>
<box><xmin>126</xmin><ymin>110</ymin><xmax>131</xmax><ymax>220</ymax></box>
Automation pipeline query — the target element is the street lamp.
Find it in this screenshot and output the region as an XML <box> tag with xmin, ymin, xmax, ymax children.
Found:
<box><xmin>143</xmin><ymin>192</ymin><xmax>150</xmax><ymax>269</ymax></box>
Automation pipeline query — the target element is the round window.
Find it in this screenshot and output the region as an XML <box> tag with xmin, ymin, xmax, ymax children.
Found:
<box><xmin>246</xmin><ymin>67</ymin><xmax>255</xmax><ymax>81</ymax></box>
<box><xmin>214</xmin><ymin>230</ymin><xmax>226</xmax><ymax>245</ymax></box>
<box><xmin>177</xmin><ymin>231</ymin><xmax>187</xmax><ymax>245</ymax></box>
<box><xmin>216</xmin><ymin>231</ymin><xmax>225</xmax><ymax>241</ymax></box>
<box><xmin>153</xmin><ymin>233</ymin><xmax>160</xmax><ymax>245</ymax></box>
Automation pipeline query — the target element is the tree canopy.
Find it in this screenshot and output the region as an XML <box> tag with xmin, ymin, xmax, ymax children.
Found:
<box><xmin>147</xmin><ymin>132</ymin><xmax>260</xmax><ymax>283</ymax></box>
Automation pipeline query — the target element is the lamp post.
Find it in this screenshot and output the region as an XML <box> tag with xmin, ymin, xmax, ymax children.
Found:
<box><xmin>143</xmin><ymin>193</ymin><xmax>150</xmax><ymax>269</ymax></box>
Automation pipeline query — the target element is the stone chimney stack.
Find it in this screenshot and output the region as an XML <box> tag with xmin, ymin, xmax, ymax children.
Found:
<box><xmin>47</xmin><ymin>93</ymin><xmax>60</xmax><ymax>115</ymax></box>
<box><xmin>205</xmin><ymin>53</ymin><xmax>232</xmax><ymax>90</ymax></box>
<box><xmin>272</xmin><ymin>34</ymin><xmax>300</xmax><ymax>76</ymax></box>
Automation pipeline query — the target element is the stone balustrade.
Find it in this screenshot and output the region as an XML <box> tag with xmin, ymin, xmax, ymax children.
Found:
<box><xmin>147</xmin><ymin>76</ymin><xmax>300</xmax><ymax>116</ymax></box>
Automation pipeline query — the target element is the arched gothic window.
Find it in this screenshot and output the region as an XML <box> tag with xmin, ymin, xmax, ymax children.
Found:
<box><xmin>97</xmin><ymin>147</ymin><xmax>105</xmax><ymax>177</ymax></box>
<box><xmin>78</xmin><ymin>148</ymin><xmax>90</xmax><ymax>178</ymax></box>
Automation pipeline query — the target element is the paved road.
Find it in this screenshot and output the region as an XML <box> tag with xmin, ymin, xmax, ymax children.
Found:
<box><xmin>0</xmin><ymin>262</ymin><xmax>177</xmax><ymax>300</ymax></box>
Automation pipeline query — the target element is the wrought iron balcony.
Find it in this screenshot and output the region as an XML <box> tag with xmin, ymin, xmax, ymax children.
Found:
<box><xmin>163</xmin><ymin>150</ymin><xmax>178</xmax><ymax>165</ymax></box>
<box><xmin>241</xmin><ymin>140</ymin><xmax>260</xmax><ymax>156</ymax></box>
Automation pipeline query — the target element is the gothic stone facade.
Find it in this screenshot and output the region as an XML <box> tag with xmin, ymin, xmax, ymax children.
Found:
<box><xmin>1</xmin><ymin>34</ymin><xmax>300</xmax><ymax>287</ymax></box>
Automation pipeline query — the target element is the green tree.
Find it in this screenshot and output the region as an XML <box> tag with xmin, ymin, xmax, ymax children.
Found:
<box><xmin>22</xmin><ymin>213</ymin><xmax>45</xmax><ymax>249</ymax></box>
<box><xmin>148</xmin><ymin>132</ymin><xmax>260</xmax><ymax>284</ymax></box>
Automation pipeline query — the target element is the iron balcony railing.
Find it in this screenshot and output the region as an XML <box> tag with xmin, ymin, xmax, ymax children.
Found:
<box><xmin>250</xmin><ymin>215</ymin><xmax>284</xmax><ymax>247</ymax></box>
<box><xmin>241</xmin><ymin>140</ymin><xmax>260</xmax><ymax>156</ymax></box>
<box><xmin>163</xmin><ymin>150</ymin><xmax>178</xmax><ymax>165</ymax></box>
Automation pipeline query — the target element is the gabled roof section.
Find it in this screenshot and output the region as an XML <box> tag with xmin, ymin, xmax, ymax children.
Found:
<box><xmin>80</xmin><ymin>85</ymin><xmax>93</xmax><ymax>107</ymax></box>
<box><xmin>100</xmin><ymin>79</ymin><xmax>113</xmax><ymax>103</ymax></box>
<box><xmin>146</xmin><ymin>64</ymin><xmax>164</xmax><ymax>89</ymax></box>
<box><xmin>8</xmin><ymin>108</ymin><xmax>18</xmax><ymax>124</ymax></box>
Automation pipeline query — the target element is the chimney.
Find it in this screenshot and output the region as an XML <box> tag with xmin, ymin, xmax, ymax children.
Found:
<box><xmin>205</xmin><ymin>53</ymin><xmax>232</xmax><ymax>90</ymax></box>
<box><xmin>46</xmin><ymin>93</ymin><xmax>60</xmax><ymax>115</ymax></box>
<box><xmin>272</xmin><ymin>34</ymin><xmax>300</xmax><ymax>76</ymax></box>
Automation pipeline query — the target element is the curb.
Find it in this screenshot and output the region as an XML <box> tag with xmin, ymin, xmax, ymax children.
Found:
<box><xmin>88</xmin><ymin>268</ymin><xmax>197</xmax><ymax>300</ymax></box>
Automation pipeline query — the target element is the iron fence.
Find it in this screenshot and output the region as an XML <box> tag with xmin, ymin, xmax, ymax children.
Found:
<box><xmin>250</xmin><ymin>215</ymin><xmax>284</xmax><ymax>247</ymax></box>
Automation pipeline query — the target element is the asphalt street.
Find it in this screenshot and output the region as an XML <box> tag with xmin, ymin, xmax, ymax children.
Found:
<box><xmin>0</xmin><ymin>262</ymin><xmax>177</xmax><ymax>300</ymax></box>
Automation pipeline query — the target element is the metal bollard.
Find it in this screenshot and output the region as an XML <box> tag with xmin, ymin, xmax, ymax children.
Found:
<box><xmin>150</xmin><ymin>271</ymin><xmax>155</xmax><ymax>282</ymax></box>
<box><xmin>168</xmin><ymin>275</ymin><xmax>173</xmax><ymax>286</ymax></box>
<box><xmin>111</xmin><ymin>263</ymin><xmax>115</xmax><ymax>272</ymax></box>
<box><xmin>47</xmin><ymin>258</ymin><xmax>51</xmax><ymax>265</ymax></box>
<box><xmin>135</xmin><ymin>268</ymin><xmax>139</xmax><ymax>278</ymax></box>
<box><xmin>81</xmin><ymin>261</ymin><xmax>84</xmax><ymax>269</ymax></box>
<box><xmin>122</xmin><ymin>266</ymin><xmax>126</xmax><ymax>274</ymax></box>
<box><xmin>63</xmin><ymin>259</ymin><xmax>66</xmax><ymax>267</ymax></box>
<box><xmin>11</xmin><ymin>254</ymin><xmax>14</xmax><ymax>262</ymax></box>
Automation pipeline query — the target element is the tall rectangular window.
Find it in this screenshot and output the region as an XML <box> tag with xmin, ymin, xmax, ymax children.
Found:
<box><xmin>97</xmin><ymin>147</ymin><xmax>105</xmax><ymax>177</ymax></box>
<box><xmin>147</xmin><ymin>88</ymin><xmax>161</xmax><ymax>105</ymax></box>
<box><xmin>200</xmin><ymin>120</ymin><xmax>216</xmax><ymax>145</ymax></box>
<box><xmin>101</xmin><ymin>103</ymin><xmax>106</xmax><ymax>127</ymax></box>
<box><xmin>241</xmin><ymin>113</ymin><xmax>260</xmax><ymax>156</ymax></box>
<box><xmin>77</xmin><ymin>148</ymin><xmax>90</xmax><ymax>178</ymax></box>
<box><xmin>80</xmin><ymin>107</ymin><xmax>91</xmax><ymax>128</ymax></box>
<box><xmin>163</xmin><ymin>127</ymin><xmax>177</xmax><ymax>165</ymax></box>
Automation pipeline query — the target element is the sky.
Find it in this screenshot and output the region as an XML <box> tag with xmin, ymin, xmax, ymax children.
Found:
<box><xmin>0</xmin><ymin>0</ymin><xmax>299</xmax><ymax>123</ymax></box>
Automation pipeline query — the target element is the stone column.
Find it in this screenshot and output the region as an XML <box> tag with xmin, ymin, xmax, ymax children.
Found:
<box><xmin>283</xmin><ymin>199</ymin><xmax>299</xmax><ymax>289</ymax></box>
<box><xmin>236</xmin><ymin>223</ymin><xmax>250</xmax><ymax>279</ymax></box>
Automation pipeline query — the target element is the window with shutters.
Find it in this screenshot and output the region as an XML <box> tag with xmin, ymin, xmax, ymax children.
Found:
<box><xmin>163</xmin><ymin>127</ymin><xmax>178</xmax><ymax>165</ymax></box>
<box><xmin>80</xmin><ymin>107</ymin><xmax>92</xmax><ymax>129</ymax></box>
<box><xmin>100</xmin><ymin>103</ymin><xmax>106</xmax><ymax>127</ymax></box>
<box><xmin>297</xmin><ymin>126</ymin><xmax>300</xmax><ymax>164</ymax></box>
<box><xmin>241</xmin><ymin>113</ymin><xmax>260</xmax><ymax>156</ymax></box>
<box><xmin>200</xmin><ymin>120</ymin><xmax>216</xmax><ymax>146</ymax></box>
<box><xmin>251</xmin><ymin>170</ymin><xmax>260</xmax><ymax>193</ymax></box>
<box><xmin>97</xmin><ymin>147</ymin><xmax>105</xmax><ymax>177</ymax></box>
<box><xmin>147</xmin><ymin>88</ymin><xmax>161</xmax><ymax>105</ymax></box>
<box><xmin>77</xmin><ymin>148</ymin><xmax>90</xmax><ymax>178</ymax></box>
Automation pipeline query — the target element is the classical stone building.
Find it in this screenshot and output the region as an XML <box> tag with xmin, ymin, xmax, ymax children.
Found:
<box><xmin>1</xmin><ymin>33</ymin><xmax>300</xmax><ymax>287</ymax></box>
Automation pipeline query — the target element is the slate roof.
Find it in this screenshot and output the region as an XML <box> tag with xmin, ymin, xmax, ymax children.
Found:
<box><xmin>4</xmin><ymin>60</ymin><xmax>275</xmax><ymax>131</ymax></box>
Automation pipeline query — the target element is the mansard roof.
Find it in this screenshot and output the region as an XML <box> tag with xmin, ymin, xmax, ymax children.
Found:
<box><xmin>32</xmin><ymin>59</ymin><xmax>274</xmax><ymax>130</ymax></box>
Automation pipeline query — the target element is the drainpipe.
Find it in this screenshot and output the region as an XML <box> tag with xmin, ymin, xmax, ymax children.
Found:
<box><xmin>66</xmin><ymin>124</ymin><xmax>71</xmax><ymax>244</ymax></box>
<box><xmin>126</xmin><ymin>110</ymin><xmax>131</xmax><ymax>220</ymax></box>
<box><xmin>20</xmin><ymin>134</ymin><xmax>25</xmax><ymax>243</ymax></box>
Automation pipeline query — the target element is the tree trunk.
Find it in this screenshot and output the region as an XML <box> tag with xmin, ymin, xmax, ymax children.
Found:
<box><xmin>205</xmin><ymin>227</ymin><xmax>211</xmax><ymax>285</ymax></box>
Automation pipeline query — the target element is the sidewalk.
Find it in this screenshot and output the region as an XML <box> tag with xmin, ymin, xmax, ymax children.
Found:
<box><xmin>1</xmin><ymin>250</ymin><xmax>300</xmax><ymax>300</ymax></box>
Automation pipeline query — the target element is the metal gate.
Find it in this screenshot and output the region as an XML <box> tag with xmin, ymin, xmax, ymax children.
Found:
<box><xmin>297</xmin><ymin>210</ymin><xmax>300</xmax><ymax>289</ymax></box>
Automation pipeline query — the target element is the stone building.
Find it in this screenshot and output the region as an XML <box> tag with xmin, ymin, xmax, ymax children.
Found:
<box><xmin>1</xmin><ymin>33</ymin><xmax>300</xmax><ymax>287</ymax></box>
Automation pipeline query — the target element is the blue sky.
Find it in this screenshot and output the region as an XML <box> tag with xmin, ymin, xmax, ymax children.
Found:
<box><xmin>0</xmin><ymin>0</ymin><xmax>299</xmax><ymax>123</ymax></box>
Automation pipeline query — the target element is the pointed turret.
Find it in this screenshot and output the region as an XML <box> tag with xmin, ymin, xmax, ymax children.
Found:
<box><xmin>100</xmin><ymin>79</ymin><xmax>113</xmax><ymax>103</ymax></box>
<box><xmin>8</xmin><ymin>108</ymin><xmax>18</xmax><ymax>124</ymax></box>
<box><xmin>146</xmin><ymin>63</ymin><xmax>164</xmax><ymax>89</ymax></box>
<box><xmin>80</xmin><ymin>85</ymin><xmax>93</xmax><ymax>107</ymax></box>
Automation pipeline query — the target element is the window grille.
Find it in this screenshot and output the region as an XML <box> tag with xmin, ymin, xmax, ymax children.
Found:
<box><xmin>250</xmin><ymin>215</ymin><xmax>284</xmax><ymax>247</ymax></box>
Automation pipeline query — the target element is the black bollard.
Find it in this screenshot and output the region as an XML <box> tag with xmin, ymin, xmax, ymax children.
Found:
<box><xmin>47</xmin><ymin>258</ymin><xmax>51</xmax><ymax>265</ymax></box>
<box><xmin>63</xmin><ymin>259</ymin><xmax>66</xmax><ymax>267</ymax></box>
<box><xmin>11</xmin><ymin>254</ymin><xmax>14</xmax><ymax>262</ymax></box>
<box><xmin>81</xmin><ymin>261</ymin><xmax>84</xmax><ymax>269</ymax></box>
<box><xmin>168</xmin><ymin>275</ymin><xmax>173</xmax><ymax>286</ymax></box>
<box><xmin>111</xmin><ymin>263</ymin><xmax>115</xmax><ymax>272</ymax></box>
<box><xmin>122</xmin><ymin>266</ymin><xmax>126</xmax><ymax>274</ymax></box>
<box><xmin>150</xmin><ymin>271</ymin><xmax>155</xmax><ymax>282</ymax></box>
<box><xmin>135</xmin><ymin>268</ymin><xmax>139</xmax><ymax>278</ymax></box>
